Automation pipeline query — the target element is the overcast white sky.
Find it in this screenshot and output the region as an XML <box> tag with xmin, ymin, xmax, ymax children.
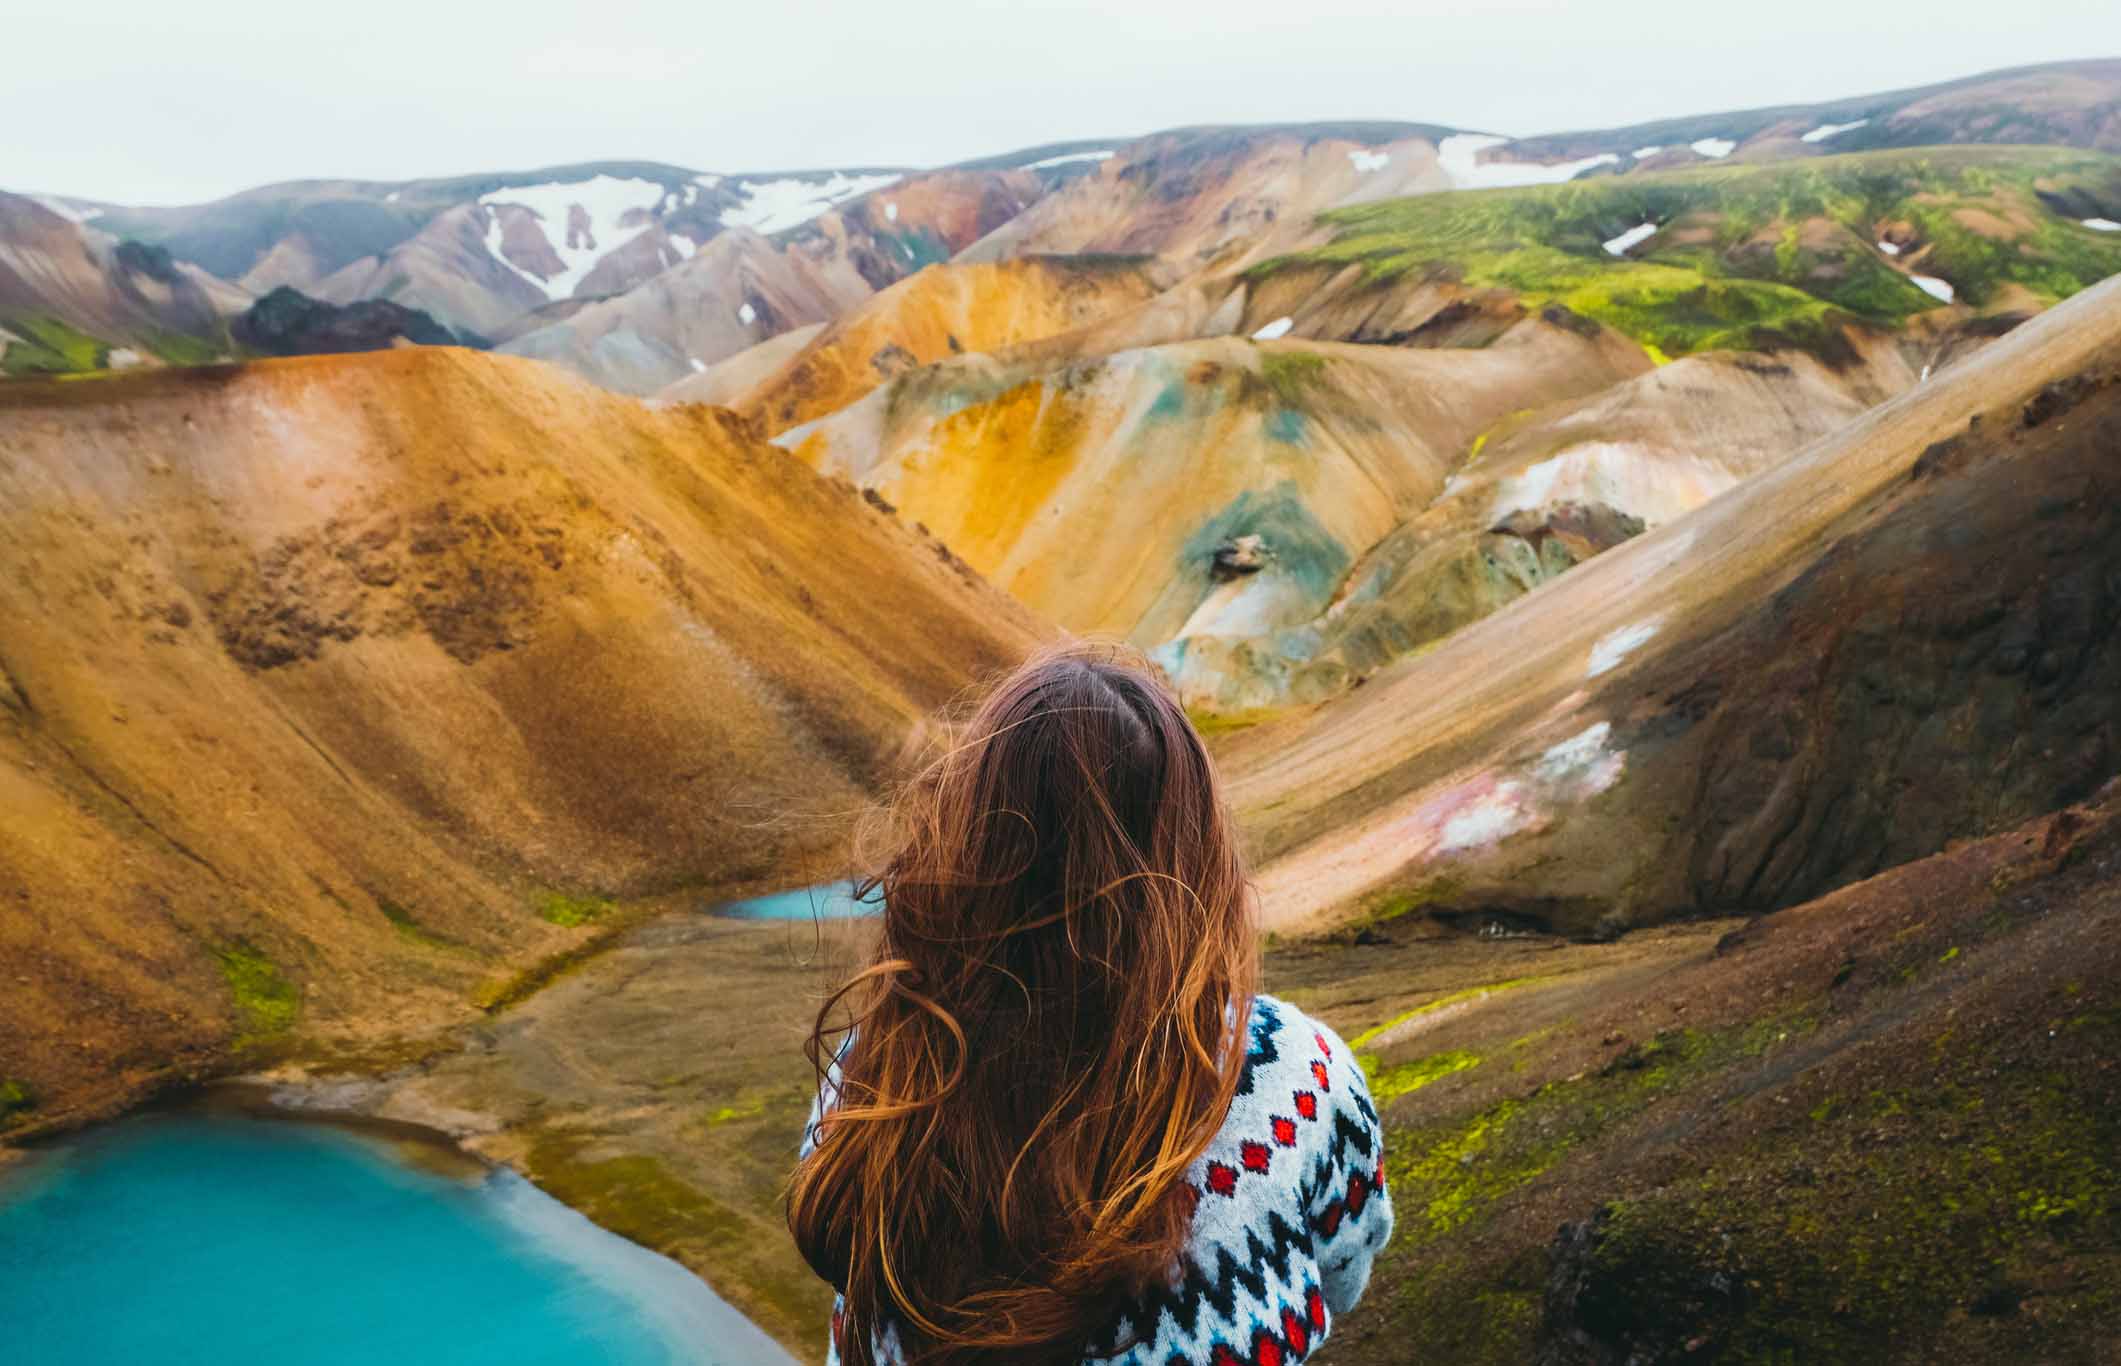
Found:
<box><xmin>7</xmin><ymin>0</ymin><xmax>2117</xmax><ymax>205</ymax></box>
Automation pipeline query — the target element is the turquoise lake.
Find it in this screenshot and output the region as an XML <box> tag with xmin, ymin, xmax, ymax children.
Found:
<box><xmin>0</xmin><ymin>1113</ymin><xmax>796</xmax><ymax>1366</ymax></box>
<box><xmin>714</xmin><ymin>880</ymin><xmax>882</xmax><ymax>920</ymax></box>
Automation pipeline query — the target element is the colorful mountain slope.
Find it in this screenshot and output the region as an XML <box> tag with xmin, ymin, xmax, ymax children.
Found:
<box><xmin>781</xmin><ymin>316</ymin><xmax>1647</xmax><ymax>643</ymax></box>
<box><xmin>769</xmin><ymin>149</ymin><xmax>2120</xmax><ymax>712</ymax></box>
<box><xmin>1163</xmin><ymin>342</ymin><xmax>1917</xmax><ymax>710</ymax></box>
<box><xmin>1220</xmin><ymin>273</ymin><xmax>2121</xmax><ymax>936</ymax></box>
<box><xmin>0</xmin><ymin>347</ymin><xmax>1042</xmax><ymax>1131</ymax></box>
<box><xmin>695</xmin><ymin>255</ymin><xmax>1171</xmax><ymax>432</ymax></box>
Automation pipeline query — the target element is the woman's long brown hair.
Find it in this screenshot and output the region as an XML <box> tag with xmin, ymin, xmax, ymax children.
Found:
<box><xmin>787</xmin><ymin>642</ymin><xmax>1259</xmax><ymax>1364</ymax></box>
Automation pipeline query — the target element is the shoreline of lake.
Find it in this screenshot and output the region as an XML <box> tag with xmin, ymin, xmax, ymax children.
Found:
<box><xmin>0</xmin><ymin>1099</ymin><xmax>801</xmax><ymax>1366</ymax></box>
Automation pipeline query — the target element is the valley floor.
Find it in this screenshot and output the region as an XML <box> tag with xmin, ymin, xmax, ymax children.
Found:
<box><xmin>225</xmin><ymin>785</ymin><xmax>2119</xmax><ymax>1364</ymax></box>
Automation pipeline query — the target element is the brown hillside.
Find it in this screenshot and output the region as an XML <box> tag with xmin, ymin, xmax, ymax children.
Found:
<box><xmin>0</xmin><ymin>348</ymin><xmax>1043</xmax><ymax>1130</ymax></box>
<box><xmin>1225</xmin><ymin>274</ymin><xmax>2121</xmax><ymax>935</ymax></box>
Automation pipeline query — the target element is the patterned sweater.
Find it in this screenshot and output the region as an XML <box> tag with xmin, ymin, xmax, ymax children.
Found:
<box><xmin>799</xmin><ymin>994</ymin><xmax>1394</xmax><ymax>1364</ymax></box>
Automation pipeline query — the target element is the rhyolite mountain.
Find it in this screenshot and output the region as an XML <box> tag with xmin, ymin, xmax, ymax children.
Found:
<box><xmin>0</xmin><ymin>347</ymin><xmax>1044</xmax><ymax>1131</ymax></box>
<box><xmin>771</xmin><ymin>146</ymin><xmax>2121</xmax><ymax>711</ymax></box>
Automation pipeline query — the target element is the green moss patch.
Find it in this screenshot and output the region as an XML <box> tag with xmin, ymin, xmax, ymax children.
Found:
<box><xmin>374</xmin><ymin>896</ymin><xmax>464</xmax><ymax>950</ymax></box>
<box><xmin>534</xmin><ymin>891</ymin><xmax>615</xmax><ymax>928</ymax></box>
<box><xmin>1351</xmin><ymin>976</ymin><xmax>1543</xmax><ymax>1053</ymax></box>
<box><xmin>1258</xmin><ymin>348</ymin><xmax>1328</xmax><ymax>407</ymax></box>
<box><xmin>214</xmin><ymin>942</ymin><xmax>299</xmax><ymax>1038</ymax></box>
<box><xmin>1371</xmin><ymin>1049</ymin><xmax>1483</xmax><ymax>1104</ymax></box>
<box><xmin>0</xmin><ymin>1078</ymin><xmax>35</xmax><ymax>1128</ymax></box>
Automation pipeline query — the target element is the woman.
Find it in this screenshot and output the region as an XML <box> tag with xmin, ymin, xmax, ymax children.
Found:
<box><xmin>788</xmin><ymin>643</ymin><xmax>1392</xmax><ymax>1365</ymax></box>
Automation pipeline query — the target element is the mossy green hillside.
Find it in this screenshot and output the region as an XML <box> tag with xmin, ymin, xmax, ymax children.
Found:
<box><xmin>1250</xmin><ymin>148</ymin><xmax>2121</xmax><ymax>357</ymax></box>
<box><xmin>1557</xmin><ymin>1012</ymin><xmax>2120</xmax><ymax>1362</ymax></box>
<box><xmin>1</xmin><ymin>316</ymin><xmax>111</xmax><ymax>376</ymax></box>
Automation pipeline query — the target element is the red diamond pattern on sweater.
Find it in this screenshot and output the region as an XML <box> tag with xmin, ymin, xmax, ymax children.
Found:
<box><xmin>1205</xmin><ymin>1161</ymin><xmax>1239</xmax><ymax>1197</ymax></box>
<box><xmin>1293</xmin><ymin>1090</ymin><xmax>1317</xmax><ymax>1120</ymax></box>
<box><xmin>1241</xmin><ymin>1140</ymin><xmax>1271</xmax><ymax>1173</ymax></box>
<box><xmin>1309</xmin><ymin>1060</ymin><xmax>1330</xmax><ymax>1091</ymax></box>
<box><xmin>1271</xmin><ymin>1115</ymin><xmax>1297</xmax><ymax>1147</ymax></box>
<box><xmin>1282</xmin><ymin>1307</ymin><xmax>1310</xmax><ymax>1355</ymax></box>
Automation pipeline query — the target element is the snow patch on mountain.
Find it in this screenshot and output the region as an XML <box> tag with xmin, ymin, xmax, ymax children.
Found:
<box><xmin>1251</xmin><ymin>317</ymin><xmax>1294</xmax><ymax>340</ymax></box>
<box><xmin>1346</xmin><ymin>149</ymin><xmax>1391</xmax><ymax>173</ymax></box>
<box><xmin>1437</xmin><ymin>134</ymin><xmax>1619</xmax><ymax>188</ymax></box>
<box><xmin>1588</xmin><ymin>621</ymin><xmax>1661</xmax><ymax>678</ymax></box>
<box><xmin>2085</xmin><ymin>218</ymin><xmax>2121</xmax><ymax>231</ymax></box>
<box><xmin>720</xmin><ymin>172</ymin><xmax>900</xmax><ymax>235</ymax></box>
<box><xmin>1690</xmin><ymin>137</ymin><xmax>1736</xmax><ymax>158</ymax></box>
<box><xmin>1878</xmin><ymin>240</ymin><xmax>1902</xmax><ymax>256</ymax></box>
<box><xmin>1025</xmin><ymin>150</ymin><xmax>1114</xmax><ymax>170</ymax></box>
<box><xmin>31</xmin><ymin>195</ymin><xmax>102</xmax><ymax>224</ymax></box>
<box><xmin>1632</xmin><ymin>146</ymin><xmax>1662</xmax><ymax>159</ymax></box>
<box><xmin>1802</xmin><ymin>118</ymin><xmax>1869</xmax><ymax>143</ymax></box>
<box><xmin>738</xmin><ymin>303</ymin><xmax>757</xmax><ymax>325</ymax></box>
<box><xmin>1911</xmin><ymin>274</ymin><xmax>1955</xmax><ymax>303</ymax></box>
<box><xmin>480</xmin><ymin>175</ymin><xmax>667</xmax><ymax>299</ymax></box>
<box><xmin>1603</xmin><ymin>222</ymin><xmax>1658</xmax><ymax>256</ymax></box>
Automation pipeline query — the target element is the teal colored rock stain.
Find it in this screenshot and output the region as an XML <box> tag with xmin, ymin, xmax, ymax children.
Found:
<box><xmin>1178</xmin><ymin>482</ymin><xmax>1351</xmax><ymax>606</ymax></box>
<box><xmin>1145</xmin><ymin>380</ymin><xmax>1188</xmax><ymax>421</ymax></box>
<box><xmin>1266</xmin><ymin>408</ymin><xmax>1308</xmax><ymax>444</ymax></box>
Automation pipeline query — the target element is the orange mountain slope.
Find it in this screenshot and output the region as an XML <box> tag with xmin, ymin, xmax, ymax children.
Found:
<box><xmin>0</xmin><ymin>348</ymin><xmax>1043</xmax><ymax>1127</ymax></box>
<box><xmin>692</xmin><ymin>255</ymin><xmax>1171</xmax><ymax>435</ymax></box>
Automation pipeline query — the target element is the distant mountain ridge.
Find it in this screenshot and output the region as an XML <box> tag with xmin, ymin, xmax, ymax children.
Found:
<box><xmin>4</xmin><ymin>58</ymin><xmax>2118</xmax><ymax>385</ymax></box>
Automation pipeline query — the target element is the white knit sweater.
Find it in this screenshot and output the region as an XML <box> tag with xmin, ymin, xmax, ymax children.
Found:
<box><xmin>800</xmin><ymin>993</ymin><xmax>1394</xmax><ymax>1364</ymax></box>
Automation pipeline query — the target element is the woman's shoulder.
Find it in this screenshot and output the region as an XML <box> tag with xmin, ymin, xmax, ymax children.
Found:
<box><xmin>1243</xmin><ymin>993</ymin><xmax>1353</xmax><ymax>1059</ymax></box>
<box><xmin>1235</xmin><ymin>994</ymin><xmax>1362</xmax><ymax>1102</ymax></box>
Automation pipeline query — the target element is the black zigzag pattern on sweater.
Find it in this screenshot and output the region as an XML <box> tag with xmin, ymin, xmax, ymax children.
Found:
<box><xmin>1091</xmin><ymin>1205</ymin><xmax>1317</xmax><ymax>1353</ymax></box>
<box><xmin>1234</xmin><ymin>996</ymin><xmax>1281</xmax><ymax>1098</ymax></box>
<box><xmin>1303</xmin><ymin>1106</ymin><xmax>1383</xmax><ymax>1240</ymax></box>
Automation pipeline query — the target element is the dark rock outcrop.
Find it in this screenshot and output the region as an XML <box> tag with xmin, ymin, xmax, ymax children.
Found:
<box><xmin>233</xmin><ymin>286</ymin><xmax>458</xmax><ymax>358</ymax></box>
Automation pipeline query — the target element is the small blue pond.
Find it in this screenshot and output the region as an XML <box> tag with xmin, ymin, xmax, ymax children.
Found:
<box><xmin>714</xmin><ymin>880</ymin><xmax>882</xmax><ymax>920</ymax></box>
<box><xmin>0</xmin><ymin>1113</ymin><xmax>795</xmax><ymax>1366</ymax></box>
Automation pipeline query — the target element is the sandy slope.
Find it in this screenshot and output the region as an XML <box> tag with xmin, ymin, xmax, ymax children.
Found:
<box><xmin>0</xmin><ymin>348</ymin><xmax>1043</xmax><ymax>1129</ymax></box>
